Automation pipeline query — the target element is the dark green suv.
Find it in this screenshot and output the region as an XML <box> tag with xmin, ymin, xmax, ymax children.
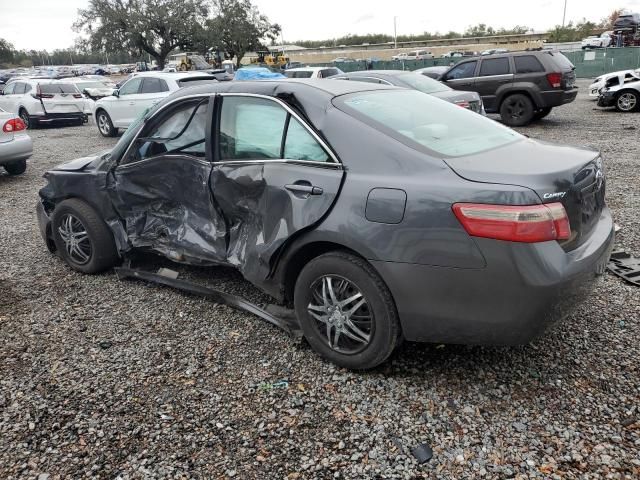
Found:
<box><xmin>440</xmin><ymin>50</ymin><xmax>578</xmax><ymax>126</ymax></box>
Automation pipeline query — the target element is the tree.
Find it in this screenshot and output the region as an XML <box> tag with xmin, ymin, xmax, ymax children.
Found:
<box><xmin>0</xmin><ymin>39</ymin><xmax>15</xmax><ymax>67</ymax></box>
<box><xmin>599</xmin><ymin>9</ymin><xmax>622</xmax><ymax>29</ymax></box>
<box><xmin>202</xmin><ymin>0</ymin><xmax>280</xmax><ymax>68</ymax></box>
<box><xmin>74</xmin><ymin>0</ymin><xmax>209</xmax><ymax>68</ymax></box>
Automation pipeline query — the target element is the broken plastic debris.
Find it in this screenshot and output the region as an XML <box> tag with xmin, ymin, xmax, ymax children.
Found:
<box><xmin>410</xmin><ymin>443</ymin><xmax>434</xmax><ymax>464</ymax></box>
<box><xmin>614</xmin><ymin>224</ymin><xmax>621</xmax><ymax>233</ymax></box>
<box><xmin>157</xmin><ymin>268</ymin><xmax>179</xmax><ymax>279</ymax></box>
<box><xmin>608</xmin><ymin>250</ymin><xmax>640</xmax><ymax>287</ymax></box>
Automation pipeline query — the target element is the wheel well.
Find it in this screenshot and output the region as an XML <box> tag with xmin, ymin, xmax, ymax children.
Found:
<box><xmin>615</xmin><ymin>89</ymin><xmax>638</xmax><ymax>97</ymax></box>
<box><xmin>281</xmin><ymin>241</ymin><xmax>366</xmax><ymax>303</ymax></box>
<box><xmin>499</xmin><ymin>90</ymin><xmax>537</xmax><ymax>110</ymax></box>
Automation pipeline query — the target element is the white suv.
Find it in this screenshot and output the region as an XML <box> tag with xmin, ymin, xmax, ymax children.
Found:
<box><xmin>93</xmin><ymin>72</ymin><xmax>218</xmax><ymax>137</ymax></box>
<box><xmin>284</xmin><ymin>67</ymin><xmax>343</xmax><ymax>79</ymax></box>
<box><xmin>0</xmin><ymin>79</ymin><xmax>86</xmax><ymax>129</ymax></box>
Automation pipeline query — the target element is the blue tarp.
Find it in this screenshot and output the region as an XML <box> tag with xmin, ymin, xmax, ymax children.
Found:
<box><xmin>234</xmin><ymin>68</ymin><xmax>286</xmax><ymax>81</ymax></box>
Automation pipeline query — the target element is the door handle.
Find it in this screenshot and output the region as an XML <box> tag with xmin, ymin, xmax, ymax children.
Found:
<box><xmin>285</xmin><ymin>184</ymin><xmax>323</xmax><ymax>195</ymax></box>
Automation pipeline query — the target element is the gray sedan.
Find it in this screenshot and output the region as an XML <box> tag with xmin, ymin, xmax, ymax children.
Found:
<box><xmin>36</xmin><ymin>80</ymin><xmax>613</xmax><ymax>369</ymax></box>
<box><xmin>0</xmin><ymin>107</ymin><xmax>32</xmax><ymax>175</ymax></box>
<box><xmin>331</xmin><ymin>70</ymin><xmax>485</xmax><ymax>114</ymax></box>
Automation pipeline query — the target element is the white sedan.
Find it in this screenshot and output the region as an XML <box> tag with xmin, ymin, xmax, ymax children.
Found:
<box><xmin>93</xmin><ymin>72</ymin><xmax>218</xmax><ymax>137</ymax></box>
<box><xmin>0</xmin><ymin>107</ymin><xmax>32</xmax><ymax>175</ymax></box>
<box><xmin>589</xmin><ymin>69</ymin><xmax>640</xmax><ymax>98</ymax></box>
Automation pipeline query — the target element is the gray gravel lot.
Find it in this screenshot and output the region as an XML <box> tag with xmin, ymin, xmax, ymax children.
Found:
<box><xmin>1</xmin><ymin>79</ymin><xmax>639</xmax><ymax>479</ymax></box>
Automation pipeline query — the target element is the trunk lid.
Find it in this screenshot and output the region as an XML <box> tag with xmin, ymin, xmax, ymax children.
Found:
<box><xmin>444</xmin><ymin>138</ymin><xmax>606</xmax><ymax>250</ymax></box>
<box><xmin>0</xmin><ymin>111</ymin><xmax>14</xmax><ymax>143</ymax></box>
<box><xmin>38</xmin><ymin>83</ymin><xmax>84</xmax><ymax>114</ymax></box>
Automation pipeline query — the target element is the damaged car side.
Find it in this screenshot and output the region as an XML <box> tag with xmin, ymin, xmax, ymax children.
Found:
<box><xmin>38</xmin><ymin>80</ymin><xmax>614</xmax><ymax>369</ymax></box>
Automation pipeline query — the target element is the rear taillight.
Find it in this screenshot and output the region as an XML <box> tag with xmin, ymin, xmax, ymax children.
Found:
<box><xmin>546</xmin><ymin>72</ymin><xmax>562</xmax><ymax>88</ymax></box>
<box><xmin>452</xmin><ymin>202</ymin><xmax>571</xmax><ymax>243</ymax></box>
<box><xmin>2</xmin><ymin>118</ymin><xmax>26</xmax><ymax>133</ymax></box>
<box><xmin>31</xmin><ymin>85</ymin><xmax>54</xmax><ymax>100</ymax></box>
<box><xmin>73</xmin><ymin>93</ymin><xmax>83</xmax><ymax>99</ymax></box>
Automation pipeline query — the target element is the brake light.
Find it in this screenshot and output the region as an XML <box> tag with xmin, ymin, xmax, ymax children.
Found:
<box><xmin>452</xmin><ymin>202</ymin><xmax>571</xmax><ymax>243</ymax></box>
<box><xmin>73</xmin><ymin>93</ymin><xmax>83</xmax><ymax>99</ymax></box>
<box><xmin>454</xmin><ymin>100</ymin><xmax>470</xmax><ymax>109</ymax></box>
<box><xmin>2</xmin><ymin>118</ymin><xmax>26</xmax><ymax>133</ymax></box>
<box><xmin>546</xmin><ymin>72</ymin><xmax>562</xmax><ymax>88</ymax></box>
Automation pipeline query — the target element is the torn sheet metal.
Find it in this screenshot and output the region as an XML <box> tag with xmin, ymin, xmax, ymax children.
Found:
<box><xmin>114</xmin><ymin>266</ymin><xmax>302</xmax><ymax>337</ymax></box>
<box><xmin>608</xmin><ymin>250</ymin><xmax>640</xmax><ymax>286</ymax></box>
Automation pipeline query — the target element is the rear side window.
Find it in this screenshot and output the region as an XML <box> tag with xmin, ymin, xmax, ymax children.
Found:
<box><xmin>514</xmin><ymin>55</ymin><xmax>545</xmax><ymax>74</ymax></box>
<box><xmin>140</xmin><ymin>77</ymin><xmax>169</xmax><ymax>94</ymax></box>
<box><xmin>320</xmin><ymin>68</ymin><xmax>339</xmax><ymax>78</ymax></box>
<box><xmin>548</xmin><ymin>52</ymin><xmax>574</xmax><ymax>70</ymax></box>
<box><xmin>479</xmin><ymin>58</ymin><xmax>510</xmax><ymax>76</ymax></box>
<box><xmin>284</xmin><ymin>117</ymin><xmax>329</xmax><ymax>162</ymax></box>
<box><xmin>40</xmin><ymin>84</ymin><xmax>79</xmax><ymax>94</ymax></box>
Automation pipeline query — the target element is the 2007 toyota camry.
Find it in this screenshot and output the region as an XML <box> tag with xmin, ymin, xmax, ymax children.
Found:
<box><xmin>37</xmin><ymin>80</ymin><xmax>614</xmax><ymax>370</ymax></box>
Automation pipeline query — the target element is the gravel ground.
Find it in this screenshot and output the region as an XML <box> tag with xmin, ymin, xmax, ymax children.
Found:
<box><xmin>1</xmin><ymin>79</ymin><xmax>639</xmax><ymax>479</ymax></box>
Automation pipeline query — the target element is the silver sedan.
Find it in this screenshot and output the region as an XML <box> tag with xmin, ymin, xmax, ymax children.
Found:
<box><xmin>0</xmin><ymin>107</ymin><xmax>33</xmax><ymax>175</ymax></box>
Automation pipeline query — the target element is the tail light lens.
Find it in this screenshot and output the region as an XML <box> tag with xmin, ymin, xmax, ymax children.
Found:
<box><xmin>546</xmin><ymin>72</ymin><xmax>563</xmax><ymax>88</ymax></box>
<box><xmin>454</xmin><ymin>100</ymin><xmax>471</xmax><ymax>109</ymax></box>
<box><xmin>452</xmin><ymin>202</ymin><xmax>571</xmax><ymax>243</ymax></box>
<box><xmin>73</xmin><ymin>93</ymin><xmax>83</xmax><ymax>99</ymax></box>
<box><xmin>2</xmin><ymin>118</ymin><xmax>27</xmax><ymax>133</ymax></box>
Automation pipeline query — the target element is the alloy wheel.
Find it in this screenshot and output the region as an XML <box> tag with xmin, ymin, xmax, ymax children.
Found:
<box><xmin>617</xmin><ymin>93</ymin><xmax>637</xmax><ymax>112</ymax></box>
<box><xmin>97</xmin><ymin>113</ymin><xmax>110</xmax><ymax>135</ymax></box>
<box><xmin>505</xmin><ymin>98</ymin><xmax>525</xmax><ymax>119</ymax></box>
<box><xmin>307</xmin><ymin>275</ymin><xmax>373</xmax><ymax>354</ymax></box>
<box><xmin>57</xmin><ymin>213</ymin><xmax>92</xmax><ymax>265</ymax></box>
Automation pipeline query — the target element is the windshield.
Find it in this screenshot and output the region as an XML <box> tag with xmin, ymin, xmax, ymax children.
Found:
<box><xmin>285</xmin><ymin>71</ymin><xmax>313</xmax><ymax>78</ymax></box>
<box><xmin>397</xmin><ymin>73</ymin><xmax>450</xmax><ymax>94</ymax></box>
<box><xmin>336</xmin><ymin>90</ymin><xmax>522</xmax><ymax>158</ymax></box>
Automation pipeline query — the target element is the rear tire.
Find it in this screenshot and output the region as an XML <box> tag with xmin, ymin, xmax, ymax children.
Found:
<box><xmin>533</xmin><ymin>107</ymin><xmax>552</xmax><ymax>120</ymax></box>
<box><xmin>294</xmin><ymin>251</ymin><xmax>401</xmax><ymax>370</ymax></box>
<box><xmin>51</xmin><ymin>198</ymin><xmax>119</xmax><ymax>274</ymax></box>
<box><xmin>500</xmin><ymin>93</ymin><xmax>535</xmax><ymax>126</ymax></box>
<box><xmin>615</xmin><ymin>91</ymin><xmax>639</xmax><ymax>112</ymax></box>
<box><xmin>4</xmin><ymin>160</ymin><xmax>27</xmax><ymax>175</ymax></box>
<box><xmin>96</xmin><ymin>110</ymin><xmax>118</xmax><ymax>137</ymax></box>
<box><xmin>19</xmin><ymin>109</ymin><xmax>31</xmax><ymax>129</ymax></box>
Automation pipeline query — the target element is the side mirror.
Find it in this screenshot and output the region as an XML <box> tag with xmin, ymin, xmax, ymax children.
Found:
<box><xmin>113</xmin><ymin>89</ymin><xmax>120</xmax><ymax>97</ymax></box>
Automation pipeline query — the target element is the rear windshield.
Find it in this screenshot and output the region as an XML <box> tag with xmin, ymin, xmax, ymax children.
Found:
<box><xmin>548</xmin><ymin>52</ymin><xmax>574</xmax><ymax>70</ymax></box>
<box><xmin>397</xmin><ymin>73</ymin><xmax>450</xmax><ymax>94</ymax></box>
<box><xmin>76</xmin><ymin>81</ymin><xmax>112</xmax><ymax>89</ymax></box>
<box><xmin>39</xmin><ymin>83</ymin><xmax>79</xmax><ymax>94</ymax></box>
<box><xmin>335</xmin><ymin>90</ymin><xmax>522</xmax><ymax>158</ymax></box>
<box><xmin>177</xmin><ymin>77</ymin><xmax>217</xmax><ymax>88</ymax></box>
<box><xmin>285</xmin><ymin>71</ymin><xmax>314</xmax><ymax>78</ymax></box>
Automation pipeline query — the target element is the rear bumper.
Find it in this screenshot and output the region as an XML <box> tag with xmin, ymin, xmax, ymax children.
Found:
<box><xmin>538</xmin><ymin>88</ymin><xmax>578</xmax><ymax>108</ymax></box>
<box><xmin>372</xmin><ymin>207</ymin><xmax>615</xmax><ymax>345</ymax></box>
<box><xmin>0</xmin><ymin>134</ymin><xmax>33</xmax><ymax>165</ymax></box>
<box><xmin>30</xmin><ymin>112</ymin><xmax>85</xmax><ymax>124</ymax></box>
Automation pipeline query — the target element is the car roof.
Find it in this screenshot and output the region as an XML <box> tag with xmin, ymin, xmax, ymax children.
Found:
<box><xmin>132</xmin><ymin>71</ymin><xmax>216</xmax><ymax>80</ymax></box>
<box><xmin>339</xmin><ymin>70</ymin><xmax>412</xmax><ymax>77</ymax></box>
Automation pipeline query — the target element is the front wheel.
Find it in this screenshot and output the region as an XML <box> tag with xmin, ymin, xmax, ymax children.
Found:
<box><xmin>4</xmin><ymin>160</ymin><xmax>27</xmax><ymax>175</ymax></box>
<box><xmin>500</xmin><ymin>93</ymin><xmax>535</xmax><ymax>126</ymax></box>
<box><xmin>615</xmin><ymin>91</ymin><xmax>639</xmax><ymax>112</ymax></box>
<box><xmin>51</xmin><ymin>198</ymin><xmax>119</xmax><ymax>274</ymax></box>
<box><xmin>294</xmin><ymin>252</ymin><xmax>401</xmax><ymax>370</ymax></box>
<box><xmin>96</xmin><ymin>110</ymin><xmax>118</xmax><ymax>137</ymax></box>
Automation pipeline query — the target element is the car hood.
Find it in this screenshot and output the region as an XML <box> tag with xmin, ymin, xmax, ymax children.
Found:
<box><xmin>431</xmin><ymin>90</ymin><xmax>481</xmax><ymax>104</ymax></box>
<box><xmin>53</xmin><ymin>152</ymin><xmax>109</xmax><ymax>172</ymax></box>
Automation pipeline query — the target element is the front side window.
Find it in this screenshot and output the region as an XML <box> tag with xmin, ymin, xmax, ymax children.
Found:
<box><xmin>320</xmin><ymin>68</ymin><xmax>340</xmax><ymax>78</ymax></box>
<box><xmin>219</xmin><ymin>96</ymin><xmax>331</xmax><ymax>163</ymax></box>
<box><xmin>336</xmin><ymin>90</ymin><xmax>522</xmax><ymax>158</ymax></box>
<box><xmin>479</xmin><ymin>58</ymin><xmax>510</xmax><ymax>76</ymax></box>
<box><xmin>126</xmin><ymin>99</ymin><xmax>209</xmax><ymax>163</ymax></box>
<box><xmin>2</xmin><ymin>83</ymin><xmax>15</xmax><ymax>95</ymax></box>
<box><xmin>445</xmin><ymin>61</ymin><xmax>477</xmax><ymax>80</ymax></box>
<box><xmin>119</xmin><ymin>78</ymin><xmax>142</xmax><ymax>95</ymax></box>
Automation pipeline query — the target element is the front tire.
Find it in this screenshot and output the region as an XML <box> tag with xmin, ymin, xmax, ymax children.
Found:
<box><xmin>294</xmin><ymin>251</ymin><xmax>401</xmax><ymax>370</ymax></box>
<box><xmin>615</xmin><ymin>91</ymin><xmax>639</xmax><ymax>112</ymax></box>
<box><xmin>96</xmin><ymin>110</ymin><xmax>118</xmax><ymax>137</ymax></box>
<box><xmin>51</xmin><ymin>198</ymin><xmax>119</xmax><ymax>274</ymax></box>
<box><xmin>500</xmin><ymin>93</ymin><xmax>535</xmax><ymax>126</ymax></box>
<box><xmin>4</xmin><ymin>160</ymin><xmax>27</xmax><ymax>175</ymax></box>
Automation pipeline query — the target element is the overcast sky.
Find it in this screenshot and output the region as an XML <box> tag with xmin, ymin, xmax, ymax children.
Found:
<box><xmin>1</xmin><ymin>0</ymin><xmax>638</xmax><ymax>51</ymax></box>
